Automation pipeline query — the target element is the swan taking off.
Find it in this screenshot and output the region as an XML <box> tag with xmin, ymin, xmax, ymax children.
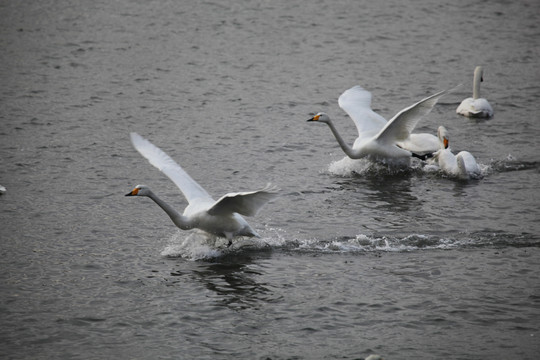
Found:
<box><xmin>308</xmin><ymin>85</ymin><xmax>452</xmax><ymax>165</ymax></box>
<box><xmin>456</xmin><ymin>66</ymin><xmax>493</xmax><ymax>118</ymax></box>
<box><xmin>126</xmin><ymin>133</ymin><xmax>278</xmax><ymax>245</ymax></box>
<box><xmin>431</xmin><ymin>126</ymin><xmax>481</xmax><ymax>179</ymax></box>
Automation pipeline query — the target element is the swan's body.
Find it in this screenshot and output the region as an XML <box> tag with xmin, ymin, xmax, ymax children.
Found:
<box><xmin>456</xmin><ymin>66</ymin><xmax>493</xmax><ymax>118</ymax></box>
<box><xmin>308</xmin><ymin>85</ymin><xmax>451</xmax><ymax>165</ymax></box>
<box><xmin>431</xmin><ymin>126</ymin><xmax>481</xmax><ymax>179</ymax></box>
<box><xmin>126</xmin><ymin>133</ymin><xmax>278</xmax><ymax>243</ymax></box>
<box><xmin>365</xmin><ymin>356</ymin><xmax>384</xmax><ymax>360</ymax></box>
<box><xmin>0</xmin><ymin>185</ymin><xmax>5</xmax><ymax>195</ymax></box>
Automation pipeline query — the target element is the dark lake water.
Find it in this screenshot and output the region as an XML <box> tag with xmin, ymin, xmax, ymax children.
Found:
<box><xmin>1</xmin><ymin>0</ymin><xmax>539</xmax><ymax>359</ymax></box>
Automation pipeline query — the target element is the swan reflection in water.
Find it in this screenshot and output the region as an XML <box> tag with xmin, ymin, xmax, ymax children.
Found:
<box><xmin>169</xmin><ymin>251</ymin><xmax>278</xmax><ymax>310</ymax></box>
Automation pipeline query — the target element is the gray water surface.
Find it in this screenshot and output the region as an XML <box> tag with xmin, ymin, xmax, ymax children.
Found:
<box><xmin>1</xmin><ymin>0</ymin><xmax>539</xmax><ymax>359</ymax></box>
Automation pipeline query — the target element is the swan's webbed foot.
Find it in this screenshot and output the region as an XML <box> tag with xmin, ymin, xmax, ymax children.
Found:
<box><xmin>227</xmin><ymin>240</ymin><xmax>233</xmax><ymax>247</ymax></box>
<box><xmin>411</xmin><ymin>152</ymin><xmax>434</xmax><ymax>161</ymax></box>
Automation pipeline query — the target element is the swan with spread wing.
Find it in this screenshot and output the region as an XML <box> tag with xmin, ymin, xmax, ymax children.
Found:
<box><xmin>125</xmin><ymin>133</ymin><xmax>278</xmax><ymax>245</ymax></box>
<box><xmin>308</xmin><ymin>85</ymin><xmax>453</xmax><ymax>165</ymax></box>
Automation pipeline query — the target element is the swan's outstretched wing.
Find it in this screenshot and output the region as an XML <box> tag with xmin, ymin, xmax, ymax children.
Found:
<box><xmin>130</xmin><ymin>132</ymin><xmax>212</xmax><ymax>203</ymax></box>
<box><xmin>338</xmin><ymin>85</ymin><xmax>388</xmax><ymax>140</ymax></box>
<box><xmin>208</xmin><ymin>184</ymin><xmax>279</xmax><ymax>217</ymax></box>
<box><xmin>375</xmin><ymin>88</ymin><xmax>451</xmax><ymax>144</ymax></box>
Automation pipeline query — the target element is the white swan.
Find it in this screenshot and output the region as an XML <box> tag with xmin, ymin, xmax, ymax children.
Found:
<box><xmin>0</xmin><ymin>185</ymin><xmax>5</xmax><ymax>195</ymax></box>
<box><xmin>365</xmin><ymin>356</ymin><xmax>384</xmax><ymax>360</ymax></box>
<box><xmin>126</xmin><ymin>132</ymin><xmax>278</xmax><ymax>245</ymax></box>
<box><xmin>456</xmin><ymin>66</ymin><xmax>493</xmax><ymax>118</ymax></box>
<box><xmin>431</xmin><ymin>126</ymin><xmax>481</xmax><ymax>179</ymax></box>
<box><xmin>308</xmin><ymin>85</ymin><xmax>452</xmax><ymax>165</ymax></box>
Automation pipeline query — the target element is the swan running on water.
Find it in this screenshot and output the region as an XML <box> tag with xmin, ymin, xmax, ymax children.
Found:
<box><xmin>431</xmin><ymin>126</ymin><xmax>481</xmax><ymax>179</ymax></box>
<box><xmin>308</xmin><ymin>85</ymin><xmax>453</xmax><ymax>165</ymax></box>
<box><xmin>456</xmin><ymin>66</ymin><xmax>493</xmax><ymax>118</ymax></box>
<box><xmin>126</xmin><ymin>133</ymin><xmax>278</xmax><ymax>245</ymax></box>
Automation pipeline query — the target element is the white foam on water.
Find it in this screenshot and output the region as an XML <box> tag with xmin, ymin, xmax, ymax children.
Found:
<box><xmin>326</xmin><ymin>156</ymin><xmax>423</xmax><ymax>177</ymax></box>
<box><xmin>160</xmin><ymin>227</ymin><xmax>285</xmax><ymax>260</ymax></box>
<box><xmin>161</xmin><ymin>231</ymin><xmax>224</xmax><ymax>260</ymax></box>
<box><xmin>327</xmin><ymin>157</ymin><xmax>373</xmax><ymax>177</ymax></box>
<box><xmin>287</xmin><ymin>233</ymin><xmax>470</xmax><ymax>254</ymax></box>
<box><xmin>327</xmin><ymin>155</ymin><xmax>495</xmax><ymax>180</ymax></box>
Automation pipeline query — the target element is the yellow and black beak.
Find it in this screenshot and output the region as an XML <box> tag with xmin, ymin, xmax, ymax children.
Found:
<box><xmin>125</xmin><ymin>188</ymin><xmax>139</xmax><ymax>196</ymax></box>
<box><xmin>307</xmin><ymin>114</ymin><xmax>320</xmax><ymax>122</ymax></box>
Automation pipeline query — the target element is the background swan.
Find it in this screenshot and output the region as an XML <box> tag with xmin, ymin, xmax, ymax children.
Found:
<box><xmin>365</xmin><ymin>356</ymin><xmax>384</xmax><ymax>360</ymax></box>
<box><xmin>126</xmin><ymin>132</ymin><xmax>278</xmax><ymax>245</ymax></box>
<box><xmin>307</xmin><ymin>85</ymin><xmax>452</xmax><ymax>165</ymax></box>
<box><xmin>431</xmin><ymin>126</ymin><xmax>481</xmax><ymax>179</ymax></box>
<box><xmin>456</xmin><ymin>66</ymin><xmax>493</xmax><ymax>118</ymax></box>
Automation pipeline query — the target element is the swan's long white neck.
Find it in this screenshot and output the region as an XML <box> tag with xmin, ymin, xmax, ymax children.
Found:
<box><xmin>437</xmin><ymin>127</ymin><xmax>447</xmax><ymax>150</ymax></box>
<box><xmin>473</xmin><ymin>66</ymin><xmax>483</xmax><ymax>100</ymax></box>
<box><xmin>146</xmin><ymin>190</ymin><xmax>192</xmax><ymax>230</ymax></box>
<box><xmin>456</xmin><ymin>155</ymin><xmax>469</xmax><ymax>179</ymax></box>
<box><xmin>324</xmin><ymin>120</ymin><xmax>363</xmax><ymax>159</ymax></box>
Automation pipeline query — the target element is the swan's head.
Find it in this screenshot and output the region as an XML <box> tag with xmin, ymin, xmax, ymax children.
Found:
<box><xmin>474</xmin><ymin>66</ymin><xmax>484</xmax><ymax>82</ymax></box>
<box><xmin>307</xmin><ymin>112</ymin><xmax>331</xmax><ymax>123</ymax></box>
<box><xmin>125</xmin><ymin>184</ymin><xmax>151</xmax><ymax>197</ymax></box>
<box><xmin>437</xmin><ymin>126</ymin><xmax>449</xmax><ymax>149</ymax></box>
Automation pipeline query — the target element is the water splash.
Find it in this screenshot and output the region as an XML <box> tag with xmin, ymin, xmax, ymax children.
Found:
<box><xmin>161</xmin><ymin>229</ymin><xmax>279</xmax><ymax>260</ymax></box>
<box><xmin>289</xmin><ymin>234</ymin><xmax>457</xmax><ymax>253</ymax></box>
<box><xmin>327</xmin><ymin>155</ymin><xmax>498</xmax><ymax>180</ymax></box>
<box><xmin>486</xmin><ymin>154</ymin><xmax>539</xmax><ymax>173</ymax></box>
<box><xmin>282</xmin><ymin>232</ymin><xmax>539</xmax><ymax>254</ymax></box>
<box><xmin>327</xmin><ymin>157</ymin><xmax>419</xmax><ymax>177</ymax></box>
<box><xmin>160</xmin><ymin>229</ymin><xmax>539</xmax><ymax>259</ymax></box>
<box><xmin>161</xmin><ymin>231</ymin><xmax>223</xmax><ymax>260</ymax></box>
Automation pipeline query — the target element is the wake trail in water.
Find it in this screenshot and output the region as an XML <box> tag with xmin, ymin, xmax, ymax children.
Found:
<box><xmin>161</xmin><ymin>228</ymin><xmax>539</xmax><ymax>260</ymax></box>
<box><xmin>487</xmin><ymin>154</ymin><xmax>540</xmax><ymax>173</ymax></box>
<box><xmin>281</xmin><ymin>232</ymin><xmax>539</xmax><ymax>254</ymax></box>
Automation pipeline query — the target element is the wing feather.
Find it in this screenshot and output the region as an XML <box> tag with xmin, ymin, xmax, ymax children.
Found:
<box><xmin>208</xmin><ymin>184</ymin><xmax>279</xmax><ymax>217</ymax></box>
<box><xmin>130</xmin><ymin>132</ymin><xmax>212</xmax><ymax>203</ymax></box>
<box><xmin>375</xmin><ymin>88</ymin><xmax>452</xmax><ymax>143</ymax></box>
<box><xmin>338</xmin><ymin>86</ymin><xmax>388</xmax><ymax>140</ymax></box>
